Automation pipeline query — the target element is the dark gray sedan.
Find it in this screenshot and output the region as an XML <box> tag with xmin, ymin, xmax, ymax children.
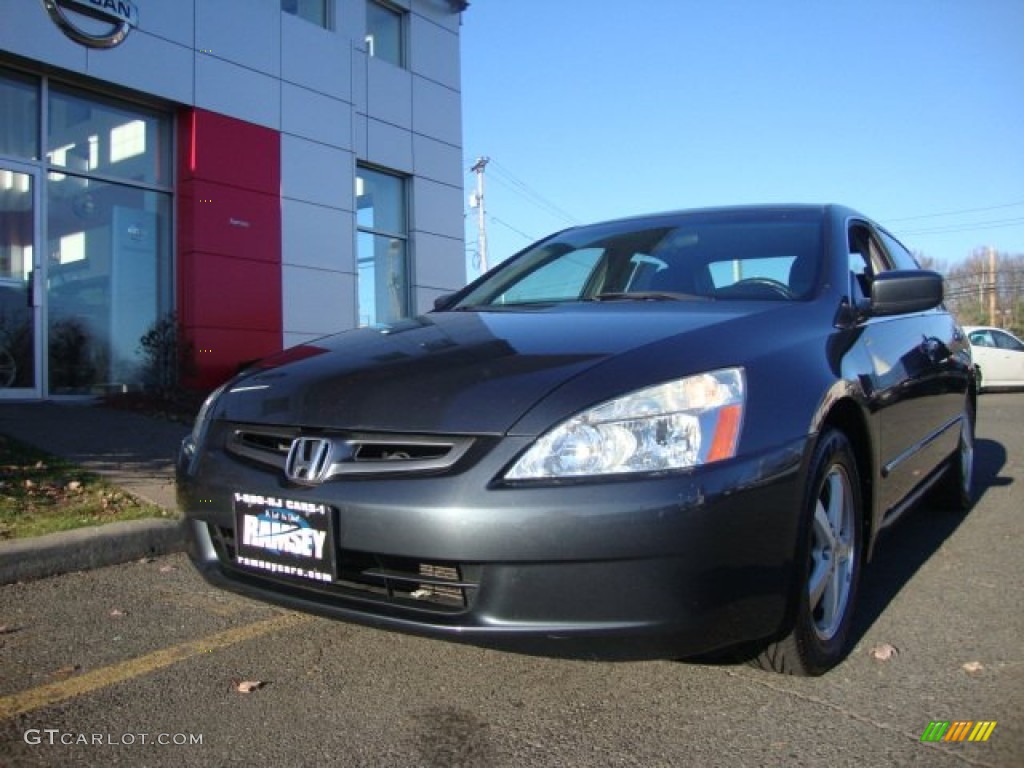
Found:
<box><xmin>178</xmin><ymin>205</ymin><xmax>975</xmax><ymax>675</ymax></box>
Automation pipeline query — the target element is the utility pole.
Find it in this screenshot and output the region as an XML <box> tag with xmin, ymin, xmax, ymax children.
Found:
<box><xmin>470</xmin><ymin>156</ymin><xmax>489</xmax><ymax>272</ymax></box>
<box><xmin>988</xmin><ymin>246</ymin><xmax>997</xmax><ymax>327</ymax></box>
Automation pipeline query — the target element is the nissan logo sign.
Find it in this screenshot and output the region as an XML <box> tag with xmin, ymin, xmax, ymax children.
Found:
<box><xmin>43</xmin><ymin>0</ymin><xmax>138</xmax><ymax>49</ymax></box>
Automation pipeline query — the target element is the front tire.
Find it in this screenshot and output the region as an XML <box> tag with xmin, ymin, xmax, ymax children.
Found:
<box><xmin>756</xmin><ymin>430</ymin><xmax>863</xmax><ymax>676</ymax></box>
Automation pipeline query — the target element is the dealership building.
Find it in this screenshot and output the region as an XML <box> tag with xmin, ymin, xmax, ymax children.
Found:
<box><xmin>0</xmin><ymin>0</ymin><xmax>468</xmax><ymax>397</ymax></box>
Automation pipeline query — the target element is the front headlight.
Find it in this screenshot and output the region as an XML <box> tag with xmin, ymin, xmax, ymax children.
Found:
<box><xmin>189</xmin><ymin>382</ymin><xmax>229</xmax><ymax>451</ymax></box>
<box><xmin>505</xmin><ymin>368</ymin><xmax>745</xmax><ymax>480</ymax></box>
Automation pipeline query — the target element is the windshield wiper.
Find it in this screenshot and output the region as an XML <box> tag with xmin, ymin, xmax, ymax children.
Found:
<box><xmin>450</xmin><ymin>301</ymin><xmax>562</xmax><ymax>312</ymax></box>
<box><xmin>590</xmin><ymin>291</ymin><xmax>712</xmax><ymax>302</ymax></box>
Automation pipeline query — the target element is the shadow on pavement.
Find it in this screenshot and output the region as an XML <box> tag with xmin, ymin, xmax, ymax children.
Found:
<box><xmin>850</xmin><ymin>436</ymin><xmax>1009</xmax><ymax>647</ymax></box>
<box><xmin>691</xmin><ymin>437</ymin><xmax>1009</xmax><ymax>671</ymax></box>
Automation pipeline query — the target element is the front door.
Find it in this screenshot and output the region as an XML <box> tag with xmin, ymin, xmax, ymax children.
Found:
<box><xmin>0</xmin><ymin>161</ymin><xmax>42</xmax><ymax>398</ymax></box>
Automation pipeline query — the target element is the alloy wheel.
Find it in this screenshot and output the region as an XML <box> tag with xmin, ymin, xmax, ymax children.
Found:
<box><xmin>958</xmin><ymin>406</ymin><xmax>975</xmax><ymax>499</ymax></box>
<box><xmin>808</xmin><ymin>464</ymin><xmax>856</xmax><ymax>642</ymax></box>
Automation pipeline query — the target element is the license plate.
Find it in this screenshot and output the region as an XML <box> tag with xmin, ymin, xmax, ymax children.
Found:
<box><xmin>233</xmin><ymin>492</ymin><xmax>336</xmax><ymax>583</ymax></box>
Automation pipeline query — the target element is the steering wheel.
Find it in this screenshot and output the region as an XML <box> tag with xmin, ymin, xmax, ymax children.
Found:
<box><xmin>718</xmin><ymin>278</ymin><xmax>794</xmax><ymax>300</ymax></box>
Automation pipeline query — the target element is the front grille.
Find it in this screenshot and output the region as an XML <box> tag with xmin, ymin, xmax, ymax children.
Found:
<box><xmin>225</xmin><ymin>424</ymin><xmax>474</xmax><ymax>479</ymax></box>
<box><xmin>210</xmin><ymin>524</ymin><xmax>480</xmax><ymax>612</ymax></box>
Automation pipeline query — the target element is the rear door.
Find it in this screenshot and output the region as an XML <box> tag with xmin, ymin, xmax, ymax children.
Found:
<box><xmin>988</xmin><ymin>329</ymin><xmax>1024</xmax><ymax>385</ymax></box>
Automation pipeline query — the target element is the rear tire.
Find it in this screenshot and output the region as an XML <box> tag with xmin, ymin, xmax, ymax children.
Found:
<box><xmin>934</xmin><ymin>397</ymin><xmax>975</xmax><ymax>512</ymax></box>
<box><xmin>756</xmin><ymin>430</ymin><xmax>863</xmax><ymax>676</ymax></box>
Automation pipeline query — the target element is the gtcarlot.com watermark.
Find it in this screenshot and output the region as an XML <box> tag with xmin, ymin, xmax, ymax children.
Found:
<box><xmin>24</xmin><ymin>729</ymin><xmax>203</xmax><ymax>747</ymax></box>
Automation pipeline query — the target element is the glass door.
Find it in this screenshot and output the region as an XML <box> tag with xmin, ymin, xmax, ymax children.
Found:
<box><xmin>0</xmin><ymin>162</ymin><xmax>41</xmax><ymax>397</ymax></box>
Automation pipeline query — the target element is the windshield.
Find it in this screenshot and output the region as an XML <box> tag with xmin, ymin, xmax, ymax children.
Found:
<box><xmin>453</xmin><ymin>210</ymin><xmax>823</xmax><ymax>309</ymax></box>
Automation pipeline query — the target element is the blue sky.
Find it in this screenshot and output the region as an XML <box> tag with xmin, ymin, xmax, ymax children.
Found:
<box><xmin>459</xmin><ymin>1</ymin><xmax>1024</xmax><ymax>278</ymax></box>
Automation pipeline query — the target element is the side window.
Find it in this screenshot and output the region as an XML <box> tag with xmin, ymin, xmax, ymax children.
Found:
<box><xmin>878</xmin><ymin>229</ymin><xmax>920</xmax><ymax>270</ymax></box>
<box><xmin>969</xmin><ymin>331</ymin><xmax>994</xmax><ymax>348</ymax></box>
<box><xmin>847</xmin><ymin>223</ymin><xmax>890</xmax><ymax>300</ymax></box>
<box><xmin>993</xmin><ymin>330</ymin><xmax>1024</xmax><ymax>352</ymax></box>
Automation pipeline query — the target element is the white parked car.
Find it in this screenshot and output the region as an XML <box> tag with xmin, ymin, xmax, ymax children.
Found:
<box><xmin>963</xmin><ymin>326</ymin><xmax>1024</xmax><ymax>391</ymax></box>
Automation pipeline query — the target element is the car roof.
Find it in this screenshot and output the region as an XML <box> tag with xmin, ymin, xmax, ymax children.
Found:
<box><xmin>963</xmin><ymin>326</ymin><xmax>1023</xmax><ymax>337</ymax></box>
<box><xmin>558</xmin><ymin>203</ymin><xmax>858</xmax><ymax>233</ymax></box>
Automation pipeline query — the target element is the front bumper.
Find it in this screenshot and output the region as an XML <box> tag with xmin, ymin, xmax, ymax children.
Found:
<box><xmin>178</xmin><ymin>426</ymin><xmax>812</xmax><ymax>660</ymax></box>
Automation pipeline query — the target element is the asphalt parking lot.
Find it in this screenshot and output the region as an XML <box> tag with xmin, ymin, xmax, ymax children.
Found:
<box><xmin>0</xmin><ymin>394</ymin><xmax>1021</xmax><ymax>767</ymax></box>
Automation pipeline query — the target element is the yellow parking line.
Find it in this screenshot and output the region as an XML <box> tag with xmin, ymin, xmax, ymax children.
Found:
<box><xmin>0</xmin><ymin>611</ymin><xmax>311</xmax><ymax>720</ymax></box>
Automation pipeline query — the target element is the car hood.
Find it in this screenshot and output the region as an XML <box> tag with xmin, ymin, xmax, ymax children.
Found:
<box><xmin>213</xmin><ymin>304</ymin><xmax>775</xmax><ymax>434</ymax></box>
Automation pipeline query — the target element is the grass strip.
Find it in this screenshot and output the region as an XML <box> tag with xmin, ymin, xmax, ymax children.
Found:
<box><xmin>0</xmin><ymin>434</ymin><xmax>171</xmax><ymax>540</ymax></box>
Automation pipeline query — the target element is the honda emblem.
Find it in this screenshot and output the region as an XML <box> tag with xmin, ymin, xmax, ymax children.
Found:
<box><xmin>285</xmin><ymin>437</ymin><xmax>332</xmax><ymax>484</ymax></box>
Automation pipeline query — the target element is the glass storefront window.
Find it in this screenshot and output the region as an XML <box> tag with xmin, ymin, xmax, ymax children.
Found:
<box><xmin>0</xmin><ymin>73</ymin><xmax>173</xmax><ymax>397</ymax></box>
<box><xmin>356</xmin><ymin>166</ymin><xmax>408</xmax><ymax>326</ymax></box>
<box><xmin>0</xmin><ymin>69</ymin><xmax>40</xmax><ymax>160</ymax></box>
<box><xmin>0</xmin><ymin>168</ymin><xmax>36</xmax><ymax>390</ymax></box>
<box><xmin>46</xmin><ymin>174</ymin><xmax>172</xmax><ymax>394</ymax></box>
<box><xmin>48</xmin><ymin>87</ymin><xmax>170</xmax><ymax>186</ymax></box>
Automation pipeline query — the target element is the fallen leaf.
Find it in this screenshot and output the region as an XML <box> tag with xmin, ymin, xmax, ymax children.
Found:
<box><xmin>109</xmin><ymin>608</ymin><xmax>126</xmax><ymax>617</ymax></box>
<box><xmin>0</xmin><ymin>624</ymin><xmax>20</xmax><ymax>635</ymax></box>
<box><xmin>962</xmin><ymin>661</ymin><xmax>984</xmax><ymax>674</ymax></box>
<box><xmin>236</xmin><ymin>680</ymin><xmax>266</xmax><ymax>694</ymax></box>
<box><xmin>869</xmin><ymin>643</ymin><xmax>900</xmax><ymax>661</ymax></box>
<box><xmin>51</xmin><ymin>664</ymin><xmax>82</xmax><ymax>679</ymax></box>
<box><xmin>159</xmin><ymin>564</ymin><xmax>177</xmax><ymax>574</ymax></box>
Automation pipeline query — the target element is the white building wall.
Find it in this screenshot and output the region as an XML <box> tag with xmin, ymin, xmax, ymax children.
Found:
<box><xmin>0</xmin><ymin>0</ymin><xmax>467</xmax><ymax>348</ymax></box>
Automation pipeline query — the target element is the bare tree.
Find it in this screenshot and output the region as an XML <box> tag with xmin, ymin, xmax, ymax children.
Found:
<box><xmin>942</xmin><ymin>249</ymin><xmax>1024</xmax><ymax>334</ymax></box>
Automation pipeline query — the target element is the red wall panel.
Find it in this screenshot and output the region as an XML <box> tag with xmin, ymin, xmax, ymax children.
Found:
<box><xmin>179</xmin><ymin>251</ymin><xmax>281</xmax><ymax>331</ymax></box>
<box><xmin>189</xmin><ymin>327</ymin><xmax>283</xmax><ymax>387</ymax></box>
<box><xmin>178</xmin><ymin>108</ymin><xmax>279</xmax><ymax>194</ymax></box>
<box><xmin>178</xmin><ymin>179</ymin><xmax>280</xmax><ymax>262</ymax></box>
<box><xmin>177</xmin><ymin>107</ymin><xmax>282</xmax><ymax>390</ymax></box>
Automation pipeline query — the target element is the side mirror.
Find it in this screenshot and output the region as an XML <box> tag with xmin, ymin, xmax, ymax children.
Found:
<box><xmin>869</xmin><ymin>270</ymin><xmax>943</xmax><ymax>316</ymax></box>
<box><xmin>433</xmin><ymin>293</ymin><xmax>456</xmax><ymax>311</ymax></box>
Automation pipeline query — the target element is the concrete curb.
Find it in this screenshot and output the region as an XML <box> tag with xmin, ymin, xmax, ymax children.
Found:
<box><xmin>0</xmin><ymin>518</ymin><xmax>185</xmax><ymax>585</ymax></box>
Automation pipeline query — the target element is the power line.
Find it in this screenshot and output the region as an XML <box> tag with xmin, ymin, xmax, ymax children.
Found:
<box><xmin>897</xmin><ymin>217</ymin><xmax>1024</xmax><ymax>236</ymax></box>
<box><xmin>485</xmin><ymin>158</ymin><xmax>581</xmax><ymax>226</ymax></box>
<box><xmin>489</xmin><ymin>215</ymin><xmax>536</xmax><ymax>243</ymax></box>
<box><xmin>887</xmin><ymin>200</ymin><xmax>1024</xmax><ymax>223</ymax></box>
